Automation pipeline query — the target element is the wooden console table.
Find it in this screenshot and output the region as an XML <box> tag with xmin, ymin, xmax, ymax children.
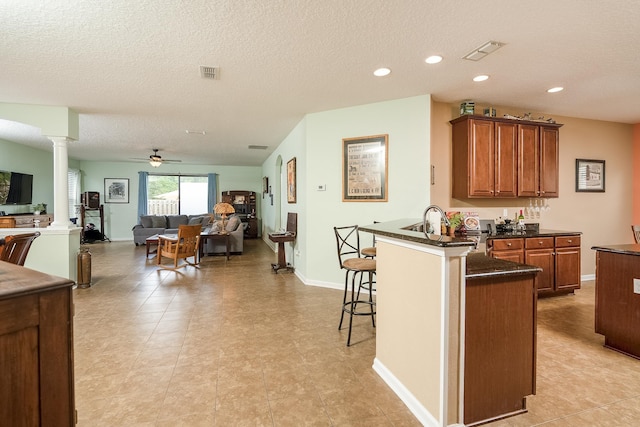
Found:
<box><xmin>0</xmin><ymin>213</ymin><xmax>53</xmax><ymax>228</ymax></box>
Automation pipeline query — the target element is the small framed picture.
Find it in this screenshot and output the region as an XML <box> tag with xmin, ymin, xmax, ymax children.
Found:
<box><xmin>262</xmin><ymin>176</ymin><xmax>269</xmax><ymax>194</ymax></box>
<box><xmin>104</xmin><ymin>178</ymin><xmax>130</xmax><ymax>203</ymax></box>
<box><xmin>575</xmin><ymin>159</ymin><xmax>605</xmax><ymax>193</ymax></box>
<box><xmin>287</xmin><ymin>158</ymin><xmax>296</xmax><ymax>203</ymax></box>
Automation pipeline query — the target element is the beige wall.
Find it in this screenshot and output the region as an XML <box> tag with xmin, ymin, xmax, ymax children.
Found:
<box><xmin>430</xmin><ymin>101</ymin><xmax>634</xmax><ymax>276</ymax></box>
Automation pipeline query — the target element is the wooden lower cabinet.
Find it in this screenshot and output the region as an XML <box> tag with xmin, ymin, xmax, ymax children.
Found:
<box><xmin>487</xmin><ymin>238</ymin><xmax>524</xmax><ymax>263</ymax></box>
<box><xmin>488</xmin><ymin>234</ymin><xmax>581</xmax><ymax>296</ymax></box>
<box><xmin>0</xmin><ymin>263</ymin><xmax>75</xmax><ymax>426</ymax></box>
<box><xmin>465</xmin><ymin>271</ymin><xmax>537</xmax><ymax>425</ymax></box>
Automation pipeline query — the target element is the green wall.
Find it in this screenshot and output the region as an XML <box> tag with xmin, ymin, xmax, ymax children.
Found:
<box><xmin>0</xmin><ymin>138</ymin><xmax>54</xmax><ymax>215</ymax></box>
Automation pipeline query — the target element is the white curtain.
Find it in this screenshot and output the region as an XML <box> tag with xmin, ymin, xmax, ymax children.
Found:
<box><xmin>68</xmin><ymin>168</ymin><xmax>81</xmax><ymax>220</ymax></box>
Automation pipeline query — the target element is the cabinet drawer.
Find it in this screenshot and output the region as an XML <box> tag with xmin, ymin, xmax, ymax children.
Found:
<box><xmin>525</xmin><ymin>237</ymin><xmax>554</xmax><ymax>249</ymax></box>
<box><xmin>490</xmin><ymin>238</ymin><xmax>524</xmax><ymax>251</ymax></box>
<box><xmin>556</xmin><ymin>235</ymin><xmax>580</xmax><ymax>248</ymax></box>
<box><xmin>15</xmin><ymin>218</ymin><xmax>34</xmax><ymax>227</ymax></box>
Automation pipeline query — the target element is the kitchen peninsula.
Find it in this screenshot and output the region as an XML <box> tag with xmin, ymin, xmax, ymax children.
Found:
<box><xmin>360</xmin><ymin>219</ymin><xmax>540</xmax><ymax>427</ymax></box>
<box><xmin>592</xmin><ymin>244</ymin><xmax>640</xmax><ymax>359</ymax></box>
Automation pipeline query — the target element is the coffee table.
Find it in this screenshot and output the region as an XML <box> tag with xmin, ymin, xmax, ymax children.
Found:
<box><xmin>199</xmin><ymin>231</ymin><xmax>230</xmax><ymax>260</ymax></box>
<box><xmin>145</xmin><ymin>234</ymin><xmax>160</xmax><ymax>258</ymax></box>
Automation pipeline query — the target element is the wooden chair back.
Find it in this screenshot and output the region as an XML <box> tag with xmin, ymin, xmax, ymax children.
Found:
<box><xmin>633</xmin><ymin>225</ymin><xmax>640</xmax><ymax>244</ymax></box>
<box><xmin>157</xmin><ymin>224</ymin><xmax>201</xmax><ymax>269</ymax></box>
<box><xmin>0</xmin><ymin>232</ymin><xmax>41</xmax><ymax>266</ymax></box>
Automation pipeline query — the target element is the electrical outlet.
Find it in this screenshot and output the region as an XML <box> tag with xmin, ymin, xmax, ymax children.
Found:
<box><xmin>634</xmin><ymin>278</ymin><xmax>640</xmax><ymax>295</ymax></box>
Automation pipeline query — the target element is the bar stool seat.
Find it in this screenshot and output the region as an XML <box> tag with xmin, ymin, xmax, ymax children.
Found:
<box><xmin>361</xmin><ymin>246</ymin><xmax>377</xmax><ymax>257</ymax></box>
<box><xmin>334</xmin><ymin>225</ymin><xmax>376</xmax><ymax>346</ymax></box>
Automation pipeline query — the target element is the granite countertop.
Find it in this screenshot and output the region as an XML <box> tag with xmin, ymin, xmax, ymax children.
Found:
<box><xmin>466</xmin><ymin>252</ymin><xmax>542</xmax><ymax>279</ymax></box>
<box><xmin>359</xmin><ymin>219</ymin><xmax>476</xmax><ymax>248</ymax></box>
<box><xmin>592</xmin><ymin>244</ymin><xmax>640</xmax><ymax>256</ymax></box>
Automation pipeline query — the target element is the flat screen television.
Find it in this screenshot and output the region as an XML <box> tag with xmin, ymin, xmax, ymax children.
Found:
<box><xmin>0</xmin><ymin>171</ymin><xmax>33</xmax><ymax>205</ymax></box>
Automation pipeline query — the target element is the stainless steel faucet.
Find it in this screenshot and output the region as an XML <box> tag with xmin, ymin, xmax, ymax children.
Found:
<box><xmin>422</xmin><ymin>205</ymin><xmax>450</xmax><ymax>236</ymax></box>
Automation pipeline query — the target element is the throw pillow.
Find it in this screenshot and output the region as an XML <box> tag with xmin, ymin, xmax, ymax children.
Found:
<box><xmin>167</xmin><ymin>215</ymin><xmax>188</xmax><ymax>228</ymax></box>
<box><xmin>140</xmin><ymin>215</ymin><xmax>153</xmax><ymax>228</ymax></box>
<box><xmin>226</xmin><ymin>215</ymin><xmax>241</xmax><ymax>232</ymax></box>
<box><xmin>188</xmin><ymin>216</ymin><xmax>203</xmax><ymax>226</ymax></box>
<box><xmin>150</xmin><ymin>216</ymin><xmax>166</xmax><ymax>228</ymax></box>
<box><xmin>211</xmin><ymin>221</ymin><xmax>222</xmax><ymax>232</ymax></box>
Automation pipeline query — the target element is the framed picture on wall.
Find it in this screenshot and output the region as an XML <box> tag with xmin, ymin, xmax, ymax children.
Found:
<box><xmin>342</xmin><ymin>134</ymin><xmax>388</xmax><ymax>201</ymax></box>
<box><xmin>575</xmin><ymin>159</ymin><xmax>605</xmax><ymax>192</ymax></box>
<box><xmin>104</xmin><ymin>178</ymin><xmax>129</xmax><ymax>203</ymax></box>
<box><xmin>262</xmin><ymin>176</ymin><xmax>269</xmax><ymax>194</ymax></box>
<box><xmin>287</xmin><ymin>158</ymin><xmax>296</xmax><ymax>203</ymax></box>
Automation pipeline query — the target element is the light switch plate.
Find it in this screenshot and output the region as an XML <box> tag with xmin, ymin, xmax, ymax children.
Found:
<box><xmin>317</xmin><ymin>184</ymin><xmax>326</xmax><ymax>191</ymax></box>
<box><xmin>634</xmin><ymin>278</ymin><xmax>640</xmax><ymax>294</ymax></box>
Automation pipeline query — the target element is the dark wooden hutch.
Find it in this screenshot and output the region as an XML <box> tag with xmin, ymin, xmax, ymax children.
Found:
<box><xmin>221</xmin><ymin>190</ymin><xmax>259</xmax><ymax>238</ymax></box>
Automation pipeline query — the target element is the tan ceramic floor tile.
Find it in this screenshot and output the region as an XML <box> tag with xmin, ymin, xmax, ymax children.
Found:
<box><xmin>76</xmin><ymin>242</ymin><xmax>640</xmax><ymax>427</ymax></box>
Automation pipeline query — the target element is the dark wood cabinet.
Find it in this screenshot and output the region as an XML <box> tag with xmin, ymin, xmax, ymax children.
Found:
<box><xmin>555</xmin><ymin>236</ymin><xmax>581</xmax><ymax>291</ymax></box>
<box><xmin>488</xmin><ymin>234</ymin><xmax>581</xmax><ymax>296</ymax></box>
<box><xmin>0</xmin><ymin>262</ymin><xmax>75</xmax><ymax>426</ymax></box>
<box><xmin>518</xmin><ymin>125</ymin><xmax>559</xmax><ymax>197</ymax></box>
<box><xmin>452</xmin><ymin>116</ymin><xmax>517</xmax><ymax>198</ymax></box>
<box><xmin>486</xmin><ymin>238</ymin><xmax>524</xmax><ymax>263</ymax></box>
<box><xmin>451</xmin><ymin>115</ymin><xmax>562</xmax><ymax>199</ymax></box>
<box><xmin>221</xmin><ymin>190</ymin><xmax>258</xmax><ymax>238</ymax></box>
<box><xmin>524</xmin><ymin>237</ymin><xmax>555</xmax><ymax>293</ymax></box>
<box><xmin>465</xmin><ymin>268</ymin><xmax>537</xmax><ymax>425</ymax></box>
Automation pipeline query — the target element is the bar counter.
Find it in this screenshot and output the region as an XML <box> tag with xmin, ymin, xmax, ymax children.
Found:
<box><xmin>362</xmin><ymin>219</ymin><xmax>540</xmax><ymax>426</ymax></box>
<box><xmin>592</xmin><ymin>244</ymin><xmax>640</xmax><ymax>359</ymax></box>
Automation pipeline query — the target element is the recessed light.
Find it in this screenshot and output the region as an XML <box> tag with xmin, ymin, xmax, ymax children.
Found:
<box><xmin>547</xmin><ymin>87</ymin><xmax>564</xmax><ymax>93</ymax></box>
<box><xmin>425</xmin><ymin>55</ymin><xmax>443</xmax><ymax>64</ymax></box>
<box><xmin>373</xmin><ymin>68</ymin><xmax>391</xmax><ymax>77</ymax></box>
<box><xmin>473</xmin><ymin>75</ymin><xmax>489</xmax><ymax>82</ymax></box>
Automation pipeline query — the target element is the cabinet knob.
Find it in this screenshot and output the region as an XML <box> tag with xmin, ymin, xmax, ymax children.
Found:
<box><xmin>507</xmin><ymin>243</ymin><xmax>512</xmax><ymax>247</ymax></box>
<box><xmin>539</xmin><ymin>241</ymin><xmax>543</xmax><ymax>245</ymax></box>
<box><xmin>567</xmin><ymin>239</ymin><xmax>572</xmax><ymax>243</ymax></box>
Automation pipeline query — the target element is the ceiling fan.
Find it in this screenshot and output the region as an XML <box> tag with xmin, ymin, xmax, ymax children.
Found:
<box><xmin>131</xmin><ymin>149</ymin><xmax>182</xmax><ymax>168</ymax></box>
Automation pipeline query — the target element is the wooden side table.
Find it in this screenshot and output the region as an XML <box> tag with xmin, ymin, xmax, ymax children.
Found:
<box><xmin>268</xmin><ymin>233</ymin><xmax>296</xmax><ymax>273</ymax></box>
<box><xmin>199</xmin><ymin>232</ymin><xmax>230</xmax><ymax>261</ymax></box>
<box><xmin>145</xmin><ymin>234</ymin><xmax>160</xmax><ymax>258</ymax></box>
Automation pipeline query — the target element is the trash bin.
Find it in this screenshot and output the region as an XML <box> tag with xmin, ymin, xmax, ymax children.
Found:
<box><xmin>77</xmin><ymin>247</ymin><xmax>92</xmax><ymax>288</ymax></box>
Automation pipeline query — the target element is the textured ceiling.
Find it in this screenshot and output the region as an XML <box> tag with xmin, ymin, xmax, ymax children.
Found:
<box><xmin>1</xmin><ymin>0</ymin><xmax>639</xmax><ymax>166</ymax></box>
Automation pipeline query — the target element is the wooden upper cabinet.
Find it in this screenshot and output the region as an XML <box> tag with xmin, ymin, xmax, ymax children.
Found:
<box><xmin>451</xmin><ymin>115</ymin><xmax>562</xmax><ymax>199</ymax></box>
<box><xmin>539</xmin><ymin>126</ymin><xmax>559</xmax><ymax>197</ymax></box>
<box><xmin>452</xmin><ymin>116</ymin><xmax>517</xmax><ymax>198</ymax></box>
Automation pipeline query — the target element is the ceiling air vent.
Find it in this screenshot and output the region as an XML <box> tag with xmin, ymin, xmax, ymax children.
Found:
<box><xmin>200</xmin><ymin>66</ymin><xmax>219</xmax><ymax>80</ymax></box>
<box><xmin>248</xmin><ymin>145</ymin><xmax>268</xmax><ymax>150</ymax></box>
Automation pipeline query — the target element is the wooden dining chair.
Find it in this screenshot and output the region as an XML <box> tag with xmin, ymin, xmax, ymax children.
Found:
<box><xmin>157</xmin><ymin>224</ymin><xmax>201</xmax><ymax>270</ymax></box>
<box><xmin>0</xmin><ymin>232</ymin><xmax>41</xmax><ymax>266</ymax></box>
<box><xmin>632</xmin><ymin>225</ymin><xmax>640</xmax><ymax>244</ymax></box>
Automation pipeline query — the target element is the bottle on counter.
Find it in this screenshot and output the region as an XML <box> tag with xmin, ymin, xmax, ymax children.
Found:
<box><xmin>518</xmin><ymin>209</ymin><xmax>525</xmax><ymax>230</ymax></box>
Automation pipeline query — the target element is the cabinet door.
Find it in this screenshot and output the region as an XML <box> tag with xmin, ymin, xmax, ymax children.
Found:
<box><xmin>556</xmin><ymin>247</ymin><xmax>581</xmax><ymax>291</ymax></box>
<box><xmin>494</xmin><ymin>122</ymin><xmax>518</xmax><ymax>197</ymax></box>
<box><xmin>539</xmin><ymin>127</ymin><xmax>559</xmax><ymax>197</ymax></box>
<box><xmin>468</xmin><ymin>119</ymin><xmax>495</xmax><ymax>197</ymax></box>
<box><xmin>517</xmin><ymin>124</ymin><xmax>540</xmax><ymax>197</ymax></box>
<box><xmin>525</xmin><ymin>248</ymin><xmax>554</xmax><ymax>293</ymax></box>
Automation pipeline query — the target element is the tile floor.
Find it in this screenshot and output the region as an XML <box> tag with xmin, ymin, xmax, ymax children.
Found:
<box><xmin>73</xmin><ymin>240</ymin><xmax>640</xmax><ymax>426</ymax></box>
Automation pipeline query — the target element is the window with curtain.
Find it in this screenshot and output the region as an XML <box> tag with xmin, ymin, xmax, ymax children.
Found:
<box><xmin>68</xmin><ymin>168</ymin><xmax>81</xmax><ymax>221</ymax></box>
<box><xmin>147</xmin><ymin>174</ymin><xmax>208</xmax><ymax>215</ymax></box>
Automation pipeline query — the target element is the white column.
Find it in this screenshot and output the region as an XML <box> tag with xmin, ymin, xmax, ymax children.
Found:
<box><xmin>48</xmin><ymin>137</ymin><xmax>74</xmax><ymax>229</ymax></box>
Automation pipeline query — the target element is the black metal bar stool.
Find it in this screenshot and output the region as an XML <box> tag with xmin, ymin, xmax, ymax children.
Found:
<box><xmin>334</xmin><ymin>225</ymin><xmax>376</xmax><ymax>346</ymax></box>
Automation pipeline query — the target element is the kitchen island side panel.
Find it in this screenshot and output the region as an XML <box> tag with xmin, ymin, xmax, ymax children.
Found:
<box><xmin>595</xmin><ymin>250</ymin><xmax>640</xmax><ymax>358</ymax></box>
